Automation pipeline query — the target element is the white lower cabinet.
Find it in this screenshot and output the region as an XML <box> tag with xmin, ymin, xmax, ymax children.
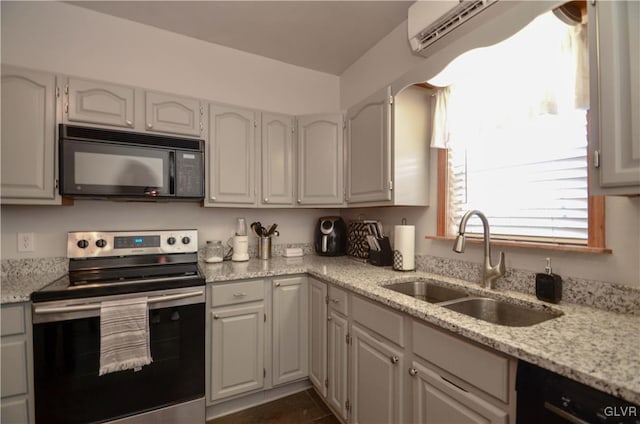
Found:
<box><xmin>411</xmin><ymin>360</ymin><xmax>508</xmax><ymax>424</ymax></box>
<box><xmin>207</xmin><ymin>280</ymin><xmax>266</xmax><ymax>403</ymax></box>
<box><xmin>350</xmin><ymin>324</ymin><xmax>404</xmax><ymax>424</ymax></box>
<box><xmin>327</xmin><ymin>287</ymin><xmax>349</xmax><ymax>421</ymax></box>
<box><xmin>272</xmin><ymin>276</ymin><xmax>308</xmax><ymax>386</ymax></box>
<box><xmin>308</xmin><ymin>278</ymin><xmax>328</xmax><ymax>396</ymax></box>
<box><xmin>1</xmin><ymin>303</ymin><xmax>34</xmax><ymax>424</ymax></box>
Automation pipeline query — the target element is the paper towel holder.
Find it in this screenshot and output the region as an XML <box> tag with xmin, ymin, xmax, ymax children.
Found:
<box><xmin>393</xmin><ymin>218</ymin><xmax>415</xmax><ymax>272</ymax></box>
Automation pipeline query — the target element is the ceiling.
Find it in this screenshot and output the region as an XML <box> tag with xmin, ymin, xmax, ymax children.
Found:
<box><xmin>68</xmin><ymin>1</ymin><xmax>413</xmax><ymax>75</ymax></box>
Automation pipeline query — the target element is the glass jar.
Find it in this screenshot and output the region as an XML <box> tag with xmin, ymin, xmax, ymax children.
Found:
<box><xmin>205</xmin><ymin>240</ymin><xmax>224</xmax><ymax>263</ymax></box>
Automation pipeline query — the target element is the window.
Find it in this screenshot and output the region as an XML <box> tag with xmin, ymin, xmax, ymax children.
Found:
<box><xmin>429</xmin><ymin>6</ymin><xmax>606</xmax><ymax>251</ymax></box>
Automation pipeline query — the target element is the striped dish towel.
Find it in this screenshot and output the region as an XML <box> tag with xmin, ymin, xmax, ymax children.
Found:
<box><xmin>99</xmin><ymin>297</ymin><xmax>152</xmax><ymax>376</ymax></box>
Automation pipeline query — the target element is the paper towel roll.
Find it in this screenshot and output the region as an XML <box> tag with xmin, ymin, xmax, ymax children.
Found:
<box><xmin>393</xmin><ymin>225</ymin><xmax>415</xmax><ymax>271</ymax></box>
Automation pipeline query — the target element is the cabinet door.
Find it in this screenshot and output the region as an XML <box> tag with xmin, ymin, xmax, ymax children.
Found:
<box><xmin>296</xmin><ymin>114</ymin><xmax>344</xmax><ymax>206</ymax></box>
<box><xmin>327</xmin><ymin>309</ymin><xmax>349</xmax><ymax>420</ymax></box>
<box><xmin>589</xmin><ymin>0</ymin><xmax>640</xmax><ymax>194</ymax></box>
<box><xmin>272</xmin><ymin>277</ymin><xmax>308</xmax><ymax>386</ymax></box>
<box><xmin>411</xmin><ymin>360</ymin><xmax>508</xmax><ymax>424</ymax></box>
<box><xmin>209</xmin><ymin>302</ymin><xmax>264</xmax><ymax>401</ymax></box>
<box><xmin>309</xmin><ymin>278</ymin><xmax>327</xmax><ymax>396</ymax></box>
<box><xmin>350</xmin><ymin>324</ymin><xmax>404</xmax><ymax>424</ymax></box>
<box><xmin>1</xmin><ymin>66</ymin><xmax>57</xmax><ymax>203</ymax></box>
<box><xmin>208</xmin><ymin>104</ymin><xmax>257</xmax><ymax>206</ymax></box>
<box><xmin>346</xmin><ymin>86</ymin><xmax>392</xmax><ymax>204</ymax></box>
<box><xmin>261</xmin><ymin>113</ymin><xmax>295</xmax><ymax>206</ymax></box>
<box><xmin>145</xmin><ymin>91</ymin><xmax>203</xmax><ymax>137</ymax></box>
<box><xmin>66</xmin><ymin>77</ymin><xmax>135</xmax><ymax>129</ymax></box>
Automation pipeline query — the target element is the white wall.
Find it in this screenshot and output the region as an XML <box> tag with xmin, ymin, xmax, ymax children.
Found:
<box><xmin>1</xmin><ymin>201</ymin><xmax>334</xmax><ymax>258</ymax></box>
<box><xmin>1</xmin><ymin>1</ymin><xmax>339</xmax><ymax>114</ymax></box>
<box><xmin>0</xmin><ymin>1</ymin><xmax>340</xmax><ymax>259</ymax></box>
<box><xmin>340</xmin><ymin>5</ymin><xmax>640</xmax><ymax>288</ymax></box>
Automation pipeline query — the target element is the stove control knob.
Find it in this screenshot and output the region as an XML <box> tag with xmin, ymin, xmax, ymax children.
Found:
<box><xmin>77</xmin><ymin>240</ymin><xmax>89</xmax><ymax>249</ymax></box>
<box><xmin>96</xmin><ymin>239</ymin><xmax>107</xmax><ymax>248</ymax></box>
<box><xmin>167</xmin><ymin>237</ymin><xmax>176</xmax><ymax>245</ymax></box>
<box><xmin>181</xmin><ymin>236</ymin><xmax>191</xmax><ymax>245</ymax></box>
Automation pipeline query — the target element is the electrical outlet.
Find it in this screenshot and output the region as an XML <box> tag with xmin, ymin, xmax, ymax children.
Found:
<box><xmin>17</xmin><ymin>233</ymin><xmax>35</xmax><ymax>252</ymax></box>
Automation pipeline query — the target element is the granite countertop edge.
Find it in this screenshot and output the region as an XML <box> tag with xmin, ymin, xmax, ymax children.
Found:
<box><xmin>3</xmin><ymin>255</ymin><xmax>639</xmax><ymax>405</ymax></box>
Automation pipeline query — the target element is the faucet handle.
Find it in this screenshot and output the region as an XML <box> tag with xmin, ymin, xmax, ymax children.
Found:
<box><xmin>497</xmin><ymin>251</ymin><xmax>506</xmax><ymax>275</ymax></box>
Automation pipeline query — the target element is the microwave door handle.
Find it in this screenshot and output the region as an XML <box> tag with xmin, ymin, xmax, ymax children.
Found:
<box><xmin>169</xmin><ymin>151</ymin><xmax>176</xmax><ymax>195</ymax></box>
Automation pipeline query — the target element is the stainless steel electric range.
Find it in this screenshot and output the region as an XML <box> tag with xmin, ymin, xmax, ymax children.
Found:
<box><xmin>31</xmin><ymin>230</ymin><xmax>205</xmax><ymax>424</ymax></box>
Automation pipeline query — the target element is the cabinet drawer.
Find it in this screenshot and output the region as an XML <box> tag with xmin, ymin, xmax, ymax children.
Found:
<box><xmin>210</xmin><ymin>280</ymin><xmax>264</xmax><ymax>307</ymax></box>
<box><xmin>328</xmin><ymin>285</ymin><xmax>348</xmax><ymax>316</ymax></box>
<box><xmin>352</xmin><ymin>295</ymin><xmax>404</xmax><ymax>347</ymax></box>
<box><xmin>1</xmin><ymin>305</ymin><xmax>25</xmax><ymax>337</ymax></box>
<box><xmin>412</xmin><ymin>321</ymin><xmax>510</xmax><ymax>402</ymax></box>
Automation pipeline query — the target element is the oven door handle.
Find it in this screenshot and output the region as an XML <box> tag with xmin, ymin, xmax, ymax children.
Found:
<box><xmin>33</xmin><ymin>290</ymin><xmax>204</xmax><ymax>315</ymax></box>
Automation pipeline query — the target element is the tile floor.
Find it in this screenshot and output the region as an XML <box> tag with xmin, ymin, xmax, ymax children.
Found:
<box><xmin>208</xmin><ymin>388</ymin><xmax>340</xmax><ymax>424</ymax></box>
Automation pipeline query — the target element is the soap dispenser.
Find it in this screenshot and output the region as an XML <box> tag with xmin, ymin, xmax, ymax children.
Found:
<box><xmin>535</xmin><ymin>258</ymin><xmax>562</xmax><ymax>303</ymax></box>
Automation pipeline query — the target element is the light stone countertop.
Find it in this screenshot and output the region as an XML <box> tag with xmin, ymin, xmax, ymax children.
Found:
<box><xmin>201</xmin><ymin>255</ymin><xmax>640</xmax><ymax>405</ymax></box>
<box><xmin>3</xmin><ymin>255</ymin><xmax>639</xmax><ymax>405</ymax></box>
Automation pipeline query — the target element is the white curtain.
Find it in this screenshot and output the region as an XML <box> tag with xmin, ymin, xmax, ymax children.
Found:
<box><xmin>429</xmin><ymin>12</ymin><xmax>589</xmax><ymax>150</ymax></box>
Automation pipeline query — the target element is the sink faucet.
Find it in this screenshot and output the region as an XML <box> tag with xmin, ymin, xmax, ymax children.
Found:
<box><xmin>452</xmin><ymin>210</ymin><xmax>506</xmax><ymax>289</ymax></box>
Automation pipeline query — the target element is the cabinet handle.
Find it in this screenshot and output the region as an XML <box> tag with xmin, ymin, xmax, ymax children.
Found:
<box><xmin>213</xmin><ymin>314</ymin><xmax>220</xmax><ymax>320</ymax></box>
<box><xmin>409</xmin><ymin>368</ymin><xmax>418</xmax><ymax>377</ymax></box>
<box><xmin>147</xmin><ymin>123</ymin><xmax>153</xmax><ymax>129</ymax></box>
<box><xmin>233</xmin><ymin>292</ymin><xmax>247</xmax><ymax>298</ymax></box>
<box><xmin>126</xmin><ymin>120</ymin><xmax>133</xmax><ymax>127</ymax></box>
<box><xmin>390</xmin><ymin>356</ymin><xmax>399</xmax><ymax>364</ymax></box>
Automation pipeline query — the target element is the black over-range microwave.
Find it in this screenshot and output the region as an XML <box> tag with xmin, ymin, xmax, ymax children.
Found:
<box><xmin>59</xmin><ymin>125</ymin><xmax>204</xmax><ymax>200</ymax></box>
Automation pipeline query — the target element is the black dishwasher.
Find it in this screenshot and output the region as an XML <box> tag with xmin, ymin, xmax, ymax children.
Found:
<box><xmin>516</xmin><ymin>361</ymin><xmax>639</xmax><ymax>424</ymax></box>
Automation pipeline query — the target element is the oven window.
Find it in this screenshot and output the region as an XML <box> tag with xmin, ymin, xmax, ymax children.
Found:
<box><xmin>33</xmin><ymin>303</ymin><xmax>204</xmax><ymax>424</ymax></box>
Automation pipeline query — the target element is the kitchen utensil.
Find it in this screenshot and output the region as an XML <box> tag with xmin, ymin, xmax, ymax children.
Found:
<box><xmin>266</xmin><ymin>223</ymin><xmax>278</xmax><ymax>237</ymax></box>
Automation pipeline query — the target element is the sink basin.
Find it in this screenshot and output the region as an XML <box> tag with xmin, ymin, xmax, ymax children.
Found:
<box><xmin>442</xmin><ymin>297</ymin><xmax>562</xmax><ymax>327</ymax></box>
<box><xmin>383</xmin><ymin>280</ymin><xmax>469</xmax><ymax>303</ymax></box>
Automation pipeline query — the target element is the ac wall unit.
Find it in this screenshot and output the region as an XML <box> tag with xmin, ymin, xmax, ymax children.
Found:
<box><xmin>408</xmin><ymin>0</ymin><xmax>497</xmax><ymax>55</ymax></box>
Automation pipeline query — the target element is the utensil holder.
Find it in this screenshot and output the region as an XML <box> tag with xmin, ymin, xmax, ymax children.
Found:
<box><xmin>258</xmin><ymin>237</ymin><xmax>272</xmax><ymax>260</ymax></box>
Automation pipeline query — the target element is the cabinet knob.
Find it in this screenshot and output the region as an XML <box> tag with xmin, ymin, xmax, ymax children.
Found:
<box><xmin>330</xmin><ymin>298</ymin><xmax>339</xmax><ymax>304</ymax></box>
<box><xmin>147</xmin><ymin>123</ymin><xmax>153</xmax><ymax>129</ymax></box>
<box><xmin>297</xmin><ymin>199</ymin><xmax>301</xmax><ymax>203</ymax></box>
<box><xmin>275</xmin><ymin>282</ymin><xmax>281</xmax><ymax>287</ymax></box>
<box><xmin>213</xmin><ymin>314</ymin><xmax>220</xmax><ymax>320</ymax></box>
<box><xmin>409</xmin><ymin>368</ymin><xmax>418</xmax><ymax>377</ymax></box>
<box><xmin>126</xmin><ymin>120</ymin><xmax>133</xmax><ymax>127</ymax></box>
<box><xmin>327</xmin><ymin>316</ymin><xmax>332</xmax><ymax>321</ymax></box>
<box><xmin>390</xmin><ymin>356</ymin><xmax>399</xmax><ymax>365</ymax></box>
<box><xmin>211</xmin><ymin>196</ymin><xmax>216</xmax><ymax>201</ymax></box>
<box><xmin>264</xmin><ymin>198</ymin><xmax>269</xmax><ymax>203</ymax></box>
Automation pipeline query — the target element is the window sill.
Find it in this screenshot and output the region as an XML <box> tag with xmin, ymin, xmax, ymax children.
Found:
<box><xmin>425</xmin><ymin>235</ymin><xmax>612</xmax><ymax>254</ymax></box>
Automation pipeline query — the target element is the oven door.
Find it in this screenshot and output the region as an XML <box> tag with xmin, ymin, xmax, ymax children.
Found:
<box><xmin>60</xmin><ymin>138</ymin><xmax>174</xmax><ymax>197</ymax></box>
<box><xmin>32</xmin><ymin>287</ymin><xmax>204</xmax><ymax>424</ymax></box>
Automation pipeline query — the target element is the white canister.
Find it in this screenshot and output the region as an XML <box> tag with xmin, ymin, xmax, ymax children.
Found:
<box><xmin>393</xmin><ymin>224</ymin><xmax>415</xmax><ymax>271</ymax></box>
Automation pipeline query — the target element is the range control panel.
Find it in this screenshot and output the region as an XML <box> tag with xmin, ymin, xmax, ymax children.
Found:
<box><xmin>67</xmin><ymin>230</ymin><xmax>198</xmax><ymax>258</ymax></box>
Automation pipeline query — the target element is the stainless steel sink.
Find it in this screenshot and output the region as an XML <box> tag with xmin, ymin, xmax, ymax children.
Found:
<box><xmin>442</xmin><ymin>297</ymin><xmax>563</xmax><ymax>327</ymax></box>
<box><xmin>383</xmin><ymin>280</ymin><xmax>469</xmax><ymax>303</ymax></box>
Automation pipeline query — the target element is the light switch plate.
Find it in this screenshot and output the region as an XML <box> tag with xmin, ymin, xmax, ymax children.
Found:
<box><xmin>17</xmin><ymin>233</ymin><xmax>35</xmax><ymax>252</ymax></box>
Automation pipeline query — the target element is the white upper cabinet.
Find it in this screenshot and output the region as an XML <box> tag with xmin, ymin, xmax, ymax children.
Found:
<box><xmin>589</xmin><ymin>0</ymin><xmax>640</xmax><ymax>195</ymax></box>
<box><xmin>207</xmin><ymin>104</ymin><xmax>258</xmax><ymax>206</ymax></box>
<box><xmin>261</xmin><ymin>113</ymin><xmax>295</xmax><ymax>206</ymax></box>
<box><xmin>65</xmin><ymin>77</ymin><xmax>136</xmax><ymax>129</ymax></box>
<box><xmin>145</xmin><ymin>91</ymin><xmax>203</xmax><ymax>137</ymax></box>
<box><xmin>296</xmin><ymin>114</ymin><xmax>345</xmax><ymax>206</ymax></box>
<box><xmin>346</xmin><ymin>86</ymin><xmax>392</xmax><ymax>204</ymax></box>
<box><xmin>1</xmin><ymin>66</ymin><xmax>59</xmax><ymax>204</ymax></box>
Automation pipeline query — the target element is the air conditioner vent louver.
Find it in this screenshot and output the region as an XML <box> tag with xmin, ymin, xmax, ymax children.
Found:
<box><xmin>409</xmin><ymin>0</ymin><xmax>497</xmax><ymax>54</ymax></box>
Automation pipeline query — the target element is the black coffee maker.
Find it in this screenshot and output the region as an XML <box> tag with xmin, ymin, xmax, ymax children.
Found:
<box><xmin>314</xmin><ymin>216</ymin><xmax>347</xmax><ymax>256</ymax></box>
